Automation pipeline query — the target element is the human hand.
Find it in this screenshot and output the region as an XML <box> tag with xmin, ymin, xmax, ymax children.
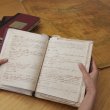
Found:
<box><xmin>79</xmin><ymin>59</ymin><xmax>98</xmax><ymax>95</ymax></box>
<box><xmin>78</xmin><ymin>59</ymin><xmax>98</xmax><ymax>110</ymax></box>
<box><xmin>0</xmin><ymin>58</ymin><xmax>8</xmax><ymax>65</ymax></box>
<box><xmin>0</xmin><ymin>38</ymin><xmax>8</xmax><ymax>65</ymax></box>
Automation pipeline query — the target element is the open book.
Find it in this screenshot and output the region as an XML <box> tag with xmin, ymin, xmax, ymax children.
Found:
<box><xmin>0</xmin><ymin>28</ymin><xmax>93</xmax><ymax>107</ymax></box>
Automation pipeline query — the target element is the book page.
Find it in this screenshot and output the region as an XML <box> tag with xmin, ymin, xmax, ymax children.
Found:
<box><xmin>36</xmin><ymin>36</ymin><xmax>93</xmax><ymax>103</ymax></box>
<box><xmin>0</xmin><ymin>29</ymin><xmax>49</xmax><ymax>91</ymax></box>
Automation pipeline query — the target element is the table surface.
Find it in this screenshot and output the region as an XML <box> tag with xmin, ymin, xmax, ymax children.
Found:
<box><xmin>0</xmin><ymin>0</ymin><xmax>110</xmax><ymax>110</ymax></box>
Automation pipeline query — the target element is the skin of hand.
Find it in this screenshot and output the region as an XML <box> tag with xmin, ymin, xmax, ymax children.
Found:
<box><xmin>0</xmin><ymin>38</ymin><xmax>8</xmax><ymax>65</ymax></box>
<box><xmin>0</xmin><ymin>59</ymin><xmax>8</xmax><ymax>65</ymax></box>
<box><xmin>78</xmin><ymin>59</ymin><xmax>98</xmax><ymax>110</ymax></box>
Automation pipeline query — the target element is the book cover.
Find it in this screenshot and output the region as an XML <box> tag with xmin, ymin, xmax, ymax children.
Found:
<box><xmin>0</xmin><ymin>13</ymin><xmax>40</xmax><ymax>38</ymax></box>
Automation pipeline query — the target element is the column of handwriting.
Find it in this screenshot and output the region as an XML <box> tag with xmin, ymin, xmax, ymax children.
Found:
<box><xmin>2</xmin><ymin>34</ymin><xmax>48</xmax><ymax>90</ymax></box>
<box><xmin>37</xmin><ymin>37</ymin><xmax>90</xmax><ymax>102</ymax></box>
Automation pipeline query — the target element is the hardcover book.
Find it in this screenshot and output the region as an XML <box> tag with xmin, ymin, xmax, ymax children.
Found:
<box><xmin>0</xmin><ymin>28</ymin><xmax>93</xmax><ymax>107</ymax></box>
<box><xmin>0</xmin><ymin>13</ymin><xmax>40</xmax><ymax>38</ymax></box>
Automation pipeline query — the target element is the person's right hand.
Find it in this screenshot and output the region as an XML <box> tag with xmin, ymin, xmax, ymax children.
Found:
<box><xmin>79</xmin><ymin>59</ymin><xmax>98</xmax><ymax>95</ymax></box>
<box><xmin>0</xmin><ymin>59</ymin><xmax>8</xmax><ymax>65</ymax></box>
<box><xmin>78</xmin><ymin>59</ymin><xmax>98</xmax><ymax>110</ymax></box>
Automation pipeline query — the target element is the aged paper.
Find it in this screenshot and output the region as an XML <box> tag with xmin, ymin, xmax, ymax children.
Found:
<box><xmin>0</xmin><ymin>29</ymin><xmax>49</xmax><ymax>91</ymax></box>
<box><xmin>36</xmin><ymin>36</ymin><xmax>93</xmax><ymax>103</ymax></box>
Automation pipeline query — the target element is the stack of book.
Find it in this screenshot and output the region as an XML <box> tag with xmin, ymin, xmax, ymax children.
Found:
<box><xmin>0</xmin><ymin>13</ymin><xmax>40</xmax><ymax>46</ymax></box>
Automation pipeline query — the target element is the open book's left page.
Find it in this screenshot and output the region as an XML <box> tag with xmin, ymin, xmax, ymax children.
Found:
<box><xmin>0</xmin><ymin>28</ymin><xmax>49</xmax><ymax>95</ymax></box>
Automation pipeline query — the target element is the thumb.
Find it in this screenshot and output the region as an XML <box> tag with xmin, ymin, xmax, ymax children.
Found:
<box><xmin>0</xmin><ymin>37</ymin><xmax>3</xmax><ymax>41</ymax></box>
<box><xmin>78</xmin><ymin>63</ymin><xmax>92</xmax><ymax>88</ymax></box>
<box><xmin>0</xmin><ymin>59</ymin><xmax>8</xmax><ymax>65</ymax></box>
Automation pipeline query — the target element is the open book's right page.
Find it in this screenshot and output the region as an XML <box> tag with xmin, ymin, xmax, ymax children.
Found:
<box><xmin>35</xmin><ymin>36</ymin><xmax>93</xmax><ymax>106</ymax></box>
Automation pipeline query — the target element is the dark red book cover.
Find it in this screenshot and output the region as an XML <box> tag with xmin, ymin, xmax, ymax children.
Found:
<box><xmin>0</xmin><ymin>13</ymin><xmax>40</xmax><ymax>38</ymax></box>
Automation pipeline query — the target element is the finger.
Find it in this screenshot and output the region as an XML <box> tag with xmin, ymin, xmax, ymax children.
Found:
<box><xmin>0</xmin><ymin>37</ymin><xmax>3</xmax><ymax>41</ymax></box>
<box><xmin>92</xmin><ymin>59</ymin><xmax>98</xmax><ymax>73</ymax></box>
<box><xmin>79</xmin><ymin>63</ymin><xmax>94</xmax><ymax>89</ymax></box>
<box><xmin>89</xmin><ymin>59</ymin><xmax>98</xmax><ymax>84</ymax></box>
<box><xmin>91</xmin><ymin>59</ymin><xmax>98</xmax><ymax>77</ymax></box>
<box><xmin>0</xmin><ymin>59</ymin><xmax>8</xmax><ymax>65</ymax></box>
<box><xmin>78</xmin><ymin>63</ymin><xmax>91</xmax><ymax>81</ymax></box>
<box><xmin>79</xmin><ymin>63</ymin><xmax>88</xmax><ymax>75</ymax></box>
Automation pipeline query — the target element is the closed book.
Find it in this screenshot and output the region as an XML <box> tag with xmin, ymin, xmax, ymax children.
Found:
<box><xmin>0</xmin><ymin>13</ymin><xmax>40</xmax><ymax>38</ymax></box>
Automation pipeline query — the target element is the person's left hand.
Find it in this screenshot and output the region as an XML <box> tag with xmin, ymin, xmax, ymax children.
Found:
<box><xmin>0</xmin><ymin>59</ymin><xmax>8</xmax><ymax>65</ymax></box>
<box><xmin>0</xmin><ymin>38</ymin><xmax>8</xmax><ymax>65</ymax></box>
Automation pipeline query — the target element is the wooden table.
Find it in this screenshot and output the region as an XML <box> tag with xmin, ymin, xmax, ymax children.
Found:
<box><xmin>0</xmin><ymin>0</ymin><xmax>110</xmax><ymax>110</ymax></box>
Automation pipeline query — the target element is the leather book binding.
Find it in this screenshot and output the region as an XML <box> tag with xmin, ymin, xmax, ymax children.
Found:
<box><xmin>0</xmin><ymin>13</ymin><xmax>40</xmax><ymax>38</ymax></box>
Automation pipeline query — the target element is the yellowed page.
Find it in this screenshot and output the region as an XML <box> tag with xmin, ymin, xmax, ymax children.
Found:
<box><xmin>36</xmin><ymin>36</ymin><xmax>93</xmax><ymax>103</ymax></box>
<box><xmin>0</xmin><ymin>29</ymin><xmax>49</xmax><ymax>91</ymax></box>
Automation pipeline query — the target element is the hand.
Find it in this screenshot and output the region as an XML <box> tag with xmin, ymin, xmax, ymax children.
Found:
<box><xmin>78</xmin><ymin>59</ymin><xmax>98</xmax><ymax>110</ymax></box>
<box><xmin>0</xmin><ymin>58</ymin><xmax>8</xmax><ymax>65</ymax></box>
<box><xmin>79</xmin><ymin>59</ymin><xmax>98</xmax><ymax>95</ymax></box>
<box><xmin>0</xmin><ymin>37</ymin><xmax>8</xmax><ymax>65</ymax></box>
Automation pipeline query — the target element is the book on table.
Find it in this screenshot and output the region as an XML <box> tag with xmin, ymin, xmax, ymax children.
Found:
<box><xmin>0</xmin><ymin>13</ymin><xmax>40</xmax><ymax>38</ymax></box>
<box><xmin>0</xmin><ymin>28</ymin><xmax>93</xmax><ymax>107</ymax></box>
<box><xmin>0</xmin><ymin>13</ymin><xmax>40</xmax><ymax>51</ymax></box>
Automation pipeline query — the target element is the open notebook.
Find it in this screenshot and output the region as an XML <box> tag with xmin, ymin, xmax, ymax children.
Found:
<box><xmin>0</xmin><ymin>28</ymin><xmax>93</xmax><ymax>107</ymax></box>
